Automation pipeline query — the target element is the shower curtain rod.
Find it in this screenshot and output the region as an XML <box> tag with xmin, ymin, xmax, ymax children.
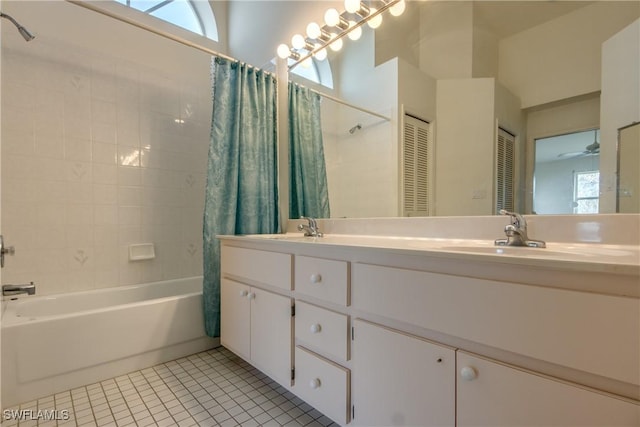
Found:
<box><xmin>308</xmin><ymin>88</ymin><xmax>391</xmax><ymax>122</ymax></box>
<box><xmin>66</xmin><ymin>0</ymin><xmax>237</xmax><ymax>64</ymax></box>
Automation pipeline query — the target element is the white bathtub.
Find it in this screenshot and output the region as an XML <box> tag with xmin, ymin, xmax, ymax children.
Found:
<box><xmin>1</xmin><ymin>277</ymin><xmax>218</xmax><ymax>408</ymax></box>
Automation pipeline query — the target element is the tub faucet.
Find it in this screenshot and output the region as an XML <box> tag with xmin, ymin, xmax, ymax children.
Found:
<box><xmin>298</xmin><ymin>217</ymin><xmax>323</xmax><ymax>237</ymax></box>
<box><xmin>495</xmin><ymin>210</ymin><xmax>546</xmax><ymax>248</ymax></box>
<box><xmin>3</xmin><ymin>282</ymin><xmax>36</xmax><ymax>296</ymax></box>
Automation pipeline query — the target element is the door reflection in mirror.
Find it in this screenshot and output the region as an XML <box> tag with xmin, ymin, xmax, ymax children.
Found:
<box><xmin>533</xmin><ymin>129</ymin><xmax>600</xmax><ymax>214</ymax></box>
<box><xmin>617</xmin><ymin>122</ymin><xmax>640</xmax><ymax>213</ymax></box>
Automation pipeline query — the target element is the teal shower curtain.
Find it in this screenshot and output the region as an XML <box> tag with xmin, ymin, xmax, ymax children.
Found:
<box><xmin>289</xmin><ymin>82</ymin><xmax>330</xmax><ymax>219</ymax></box>
<box><xmin>203</xmin><ymin>57</ymin><xmax>279</xmax><ymax>337</ymax></box>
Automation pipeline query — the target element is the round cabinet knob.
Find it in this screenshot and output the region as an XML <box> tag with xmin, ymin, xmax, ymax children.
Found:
<box><xmin>240</xmin><ymin>290</ymin><xmax>248</xmax><ymax>297</ymax></box>
<box><xmin>309</xmin><ymin>323</ymin><xmax>322</xmax><ymax>334</ymax></box>
<box><xmin>310</xmin><ymin>273</ymin><xmax>322</xmax><ymax>284</ymax></box>
<box><xmin>309</xmin><ymin>378</ymin><xmax>321</xmax><ymax>389</ymax></box>
<box><xmin>460</xmin><ymin>366</ymin><xmax>478</xmax><ymax>381</ymax></box>
<box><xmin>247</xmin><ymin>292</ymin><xmax>256</xmax><ymax>300</ymax></box>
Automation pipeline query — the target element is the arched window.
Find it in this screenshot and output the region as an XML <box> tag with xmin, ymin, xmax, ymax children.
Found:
<box><xmin>114</xmin><ymin>0</ymin><xmax>218</xmax><ymax>41</ymax></box>
<box><xmin>285</xmin><ymin>57</ymin><xmax>334</xmax><ymax>89</ymax></box>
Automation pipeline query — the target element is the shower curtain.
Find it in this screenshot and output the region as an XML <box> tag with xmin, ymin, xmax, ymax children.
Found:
<box><xmin>288</xmin><ymin>82</ymin><xmax>331</xmax><ymax>219</ymax></box>
<box><xmin>203</xmin><ymin>57</ymin><xmax>279</xmax><ymax>337</ymax></box>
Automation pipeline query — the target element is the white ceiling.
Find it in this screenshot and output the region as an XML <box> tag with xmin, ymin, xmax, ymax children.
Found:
<box><xmin>535</xmin><ymin>129</ymin><xmax>600</xmax><ymax>163</ymax></box>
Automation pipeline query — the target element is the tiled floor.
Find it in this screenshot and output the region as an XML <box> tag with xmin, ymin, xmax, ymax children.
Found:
<box><xmin>2</xmin><ymin>347</ymin><xmax>338</xmax><ymax>427</ymax></box>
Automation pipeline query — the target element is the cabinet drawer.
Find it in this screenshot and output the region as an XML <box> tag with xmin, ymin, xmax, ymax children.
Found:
<box><xmin>294</xmin><ymin>346</ymin><xmax>350</xmax><ymax>426</ymax></box>
<box><xmin>352</xmin><ymin>263</ymin><xmax>640</xmax><ymax>386</ymax></box>
<box><xmin>222</xmin><ymin>246</ymin><xmax>292</xmax><ymax>291</ymax></box>
<box><xmin>295</xmin><ymin>256</ymin><xmax>349</xmax><ymax>306</ymax></box>
<box><xmin>295</xmin><ymin>301</ymin><xmax>349</xmax><ymax>361</ymax></box>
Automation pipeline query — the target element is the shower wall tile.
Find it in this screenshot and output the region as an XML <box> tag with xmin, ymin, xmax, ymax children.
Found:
<box><xmin>2</xmin><ymin>31</ymin><xmax>212</xmax><ymax>296</ymax></box>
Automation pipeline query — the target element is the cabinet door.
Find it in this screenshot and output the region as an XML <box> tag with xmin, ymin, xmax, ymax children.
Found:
<box><xmin>457</xmin><ymin>351</ymin><xmax>640</xmax><ymax>426</ymax></box>
<box><xmin>220</xmin><ymin>279</ymin><xmax>251</xmax><ymax>360</ymax></box>
<box><xmin>250</xmin><ymin>287</ymin><xmax>293</xmax><ymax>387</ymax></box>
<box><xmin>351</xmin><ymin>319</ymin><xmax>455</xmax><ymax>426</ymax></box>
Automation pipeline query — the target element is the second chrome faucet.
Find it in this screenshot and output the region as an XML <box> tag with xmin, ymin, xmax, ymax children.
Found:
<box><xmin>298</xmin><ymin>217</ymin><xmax>323</xmax><ymax>237</ymax></box>
<box><xmin>495</xmin><ymin>210</ymin><xmax>546</xmax><ymax>248</ymax></box>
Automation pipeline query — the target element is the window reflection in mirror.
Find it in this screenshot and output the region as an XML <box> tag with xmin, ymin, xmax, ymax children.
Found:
<box><xmin>533</xmin><ymin>129</ymin><xmax>600</xmax><ymax>214</ymax></box>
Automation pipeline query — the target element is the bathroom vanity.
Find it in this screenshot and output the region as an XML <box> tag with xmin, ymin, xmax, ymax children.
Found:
<box><xmin>218</xmin><ymin>216</ymin><xmax>640</xmax><ymax>426</ymax></box>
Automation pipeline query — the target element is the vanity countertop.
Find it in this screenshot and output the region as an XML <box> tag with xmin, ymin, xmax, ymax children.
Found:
<box><xmin>219</xmin><ymin>233</ymin><xmax>640</xmax><ymax>277</ymax></box>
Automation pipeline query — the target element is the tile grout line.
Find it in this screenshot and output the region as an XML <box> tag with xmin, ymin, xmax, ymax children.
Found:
<box><xmin>122</xmin><ymin>366</ymin><xmax>177</xmax><ymax>427</ymax></box>
<box><xmin>7</xmin><ymin>348</ymin><xmax>340</xmax><ymax>427</ymax></box>
<box><xmin>147</xmin><ymin>360</ymin><xmax>200</xmax><ymax>426</ymax></box>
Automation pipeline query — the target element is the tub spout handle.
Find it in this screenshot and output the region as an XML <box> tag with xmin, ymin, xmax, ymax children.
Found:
<box><xmin>0</xmin><ymin>235</ymin><xmax>15</xmax><ymax>268</ymax></box>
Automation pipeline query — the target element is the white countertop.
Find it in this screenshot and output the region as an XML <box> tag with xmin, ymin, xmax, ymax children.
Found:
<box><xmin>220</xmin><ymin>233</ymin><xmax>640</xmax><ymax>276</ymax></box>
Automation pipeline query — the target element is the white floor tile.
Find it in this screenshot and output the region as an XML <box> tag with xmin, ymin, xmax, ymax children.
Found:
<box><xmin>4</xmin><ymin>347</ymin><xmax>339</xmax><ymax>427</ymax></box>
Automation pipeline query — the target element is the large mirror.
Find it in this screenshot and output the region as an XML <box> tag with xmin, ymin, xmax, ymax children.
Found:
<box><xmin>288</xmin><ymin>0</ymin><xmax>640</xmax><ymax>218</ymax></box>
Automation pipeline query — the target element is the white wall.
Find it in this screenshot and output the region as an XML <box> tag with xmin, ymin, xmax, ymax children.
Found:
<box><xmin>1</xmin><ymin>1</ymin><xmax>212</xmax><ymax>295</ymax></box>
<box><xmin>435</xmin><ymin>78</ymin><xmax>496</xmax><ymax>216</ymax></box>
<box><xmin>600</xmin><ymin>19</ymin><xmax>640</xmax><ymax>213</ymax></box>
<box><xmin>418</xmin><ymin>1</ymin><xmax>474</xmax><ymax>79</ymax></box>
<box><xmin>498</xmin><ymin>2</ymin><xmax>640</xmax><ymax>108</ymax></box>
<box><xmin>321</xmin><ymin>29</ymin><xmax>398</xmax><ymax>218</ymax></box>
<box><xmin>398</xmin><ymin>58</ymin><xmax>437</xmax><ymax>122</ymax></box>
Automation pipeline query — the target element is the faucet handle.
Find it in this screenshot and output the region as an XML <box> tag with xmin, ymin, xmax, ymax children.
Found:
<box><xmin>499</xmin><ymin>210</ymin><xmax>526</xmax><ymax>229</ymax></box>
<box><xmin>300</xmin><ymin>216</ymin><xmax>317</xmax><ymax>227</ymax></box>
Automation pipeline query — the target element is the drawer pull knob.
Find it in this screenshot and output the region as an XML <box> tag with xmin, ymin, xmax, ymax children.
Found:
<box><xmin>460</xmin><ymin>366</ymin><xmax>477</xmax><ymax>381</ymax></box>
<box><xmin>247</xmin><ymin>292</ymin><xmax>256</xmax><ymax>300</ymax></box>
<box><xmin>309</xmin><ymin>378</ymin><xmax>321</xmax><ymax>389</ymax></box>
<box><xmin>240</xmin><ymin>290</ymin><xmax>248</xmax><ymax>297</ymax></box>
<box><xmin>310</xmin><ymin>274</ymin><xmax>322</xmax><ymax>284</ymax></box>
<box><xmin>310</xmin><ymin>323</ymin><xmax>322</xmax><ymax>334</ymax></box>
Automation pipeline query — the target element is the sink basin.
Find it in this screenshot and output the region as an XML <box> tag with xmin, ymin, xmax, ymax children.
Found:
<box><xmin>241</xmin><ymin>233</ymin><xmax>313</xmax><ymax>242</ymax></box>
<box><xmin>442</xmin><ymin>244</ymin><xmax>637</xmax><ymax>260</ymax></box>
<box><xmin>443</xmin><ymin>246</ymin><xmax>572</xmax><ymax>257</ymax></box>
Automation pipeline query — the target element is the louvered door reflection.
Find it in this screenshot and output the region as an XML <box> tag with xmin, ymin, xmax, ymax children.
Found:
<box><xmin>403</xmin><ymin>115</ymin><xmax>431</xmax><ymax>216</ymax></box>
<box><xmin>496</xmin><ymin>128</ymin><xmax>515</xmax><ymax>213</ymax></box>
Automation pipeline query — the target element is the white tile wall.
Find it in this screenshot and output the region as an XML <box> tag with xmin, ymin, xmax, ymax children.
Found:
<box><xmin>321</xmin><ymin>101</ymin><xmax>397</xmax><ymax>218</ymax></box>
<box><xmin>1</xmin><ymin>32</ymin><xmax>212</xmax><ymax>295</ymax></box>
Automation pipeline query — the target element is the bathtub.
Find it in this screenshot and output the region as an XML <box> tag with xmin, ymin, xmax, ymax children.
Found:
<box><xmin>1</xmin><ymin>277</ymin><xmax>218</xmax><ymax>407</ymax></box>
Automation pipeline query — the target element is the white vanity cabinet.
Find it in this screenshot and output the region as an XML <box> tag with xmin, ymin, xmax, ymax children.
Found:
<box><xmin>457</xmin><ymin>351</ymin><xmax>640</xmax><ymax>426</ymax></box>
<box><xmin>351</xmin><ymin>319</ymin><xmax>455</xmax><ymax>427</ymax></box>
<box><xmin>220</xmin><ymin>246</ymin><xmax>293</xmax><ymax>388</ymax></box>
<box><xmin>219</xmin><ymin>235</ymin><xmax>639</xmax><ymax>427</ymax></box>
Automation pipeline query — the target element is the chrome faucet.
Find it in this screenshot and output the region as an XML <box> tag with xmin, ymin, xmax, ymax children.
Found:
<box><xmin>495</xmin><ymin>210</ymin><xmax>546</xmax><ymax>248</ymax></box>
<box><xmin>298</xmin><ymin>217</ymin><xmax>323</xmax><ymax>237</ymax></box>
<box><xmin>3</xmin><ymin>282</ymin><xmax>36</xmax><ymax>296</ymax></box>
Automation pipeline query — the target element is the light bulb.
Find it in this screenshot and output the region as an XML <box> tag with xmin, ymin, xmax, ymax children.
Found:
<box><xmin>291</xmin><ymin>34</ymin><xmax>306</xmax><ymax>50</ymax></box>
<box><xmin>329</xmin><ymin>37</ymin><xmax>343</xmax><ymax>52</ymax></box>
<box><xmin>314</xmin><ymin>47</ymin><xmax>327</xmax><ymax>61</ymax></box>
<box><xmin>345</xmin><ymin>0</ymin><xmax>361</xmax><ymax>14</ymax></box>
<box><xmin>367</xmin><ymin>8</ymin><xmax>382</xmax><ymax>29</ymax></box>
<box><xmin>306</xmin><ymin>22</ymin><xmax>321</xmax><ymax>39</ymax></box>
<box><xmin>348</xmin><ymin>21</ymin><xmax>361</xmax><ymax>41</ymax></box>
<box><xmin>390</xmin><ymin>0</ymin><xmax>406</xmax><ymax>17</ymax></box>
<box><xmin>277</xmin><ymin>44</ymin><xmax>291</xmax><ymax>59</ymax></box>
<box><xmin>324</xmin><ymin>8</ymin><xmax>340</xmax><ymax>27</ymax></box>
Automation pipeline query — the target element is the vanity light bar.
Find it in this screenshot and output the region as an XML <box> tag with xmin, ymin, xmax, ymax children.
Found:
<box><xmin>278</xmin><ymin>0</ymin><xmax>405</xmax><ymax>70</ymax></box>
